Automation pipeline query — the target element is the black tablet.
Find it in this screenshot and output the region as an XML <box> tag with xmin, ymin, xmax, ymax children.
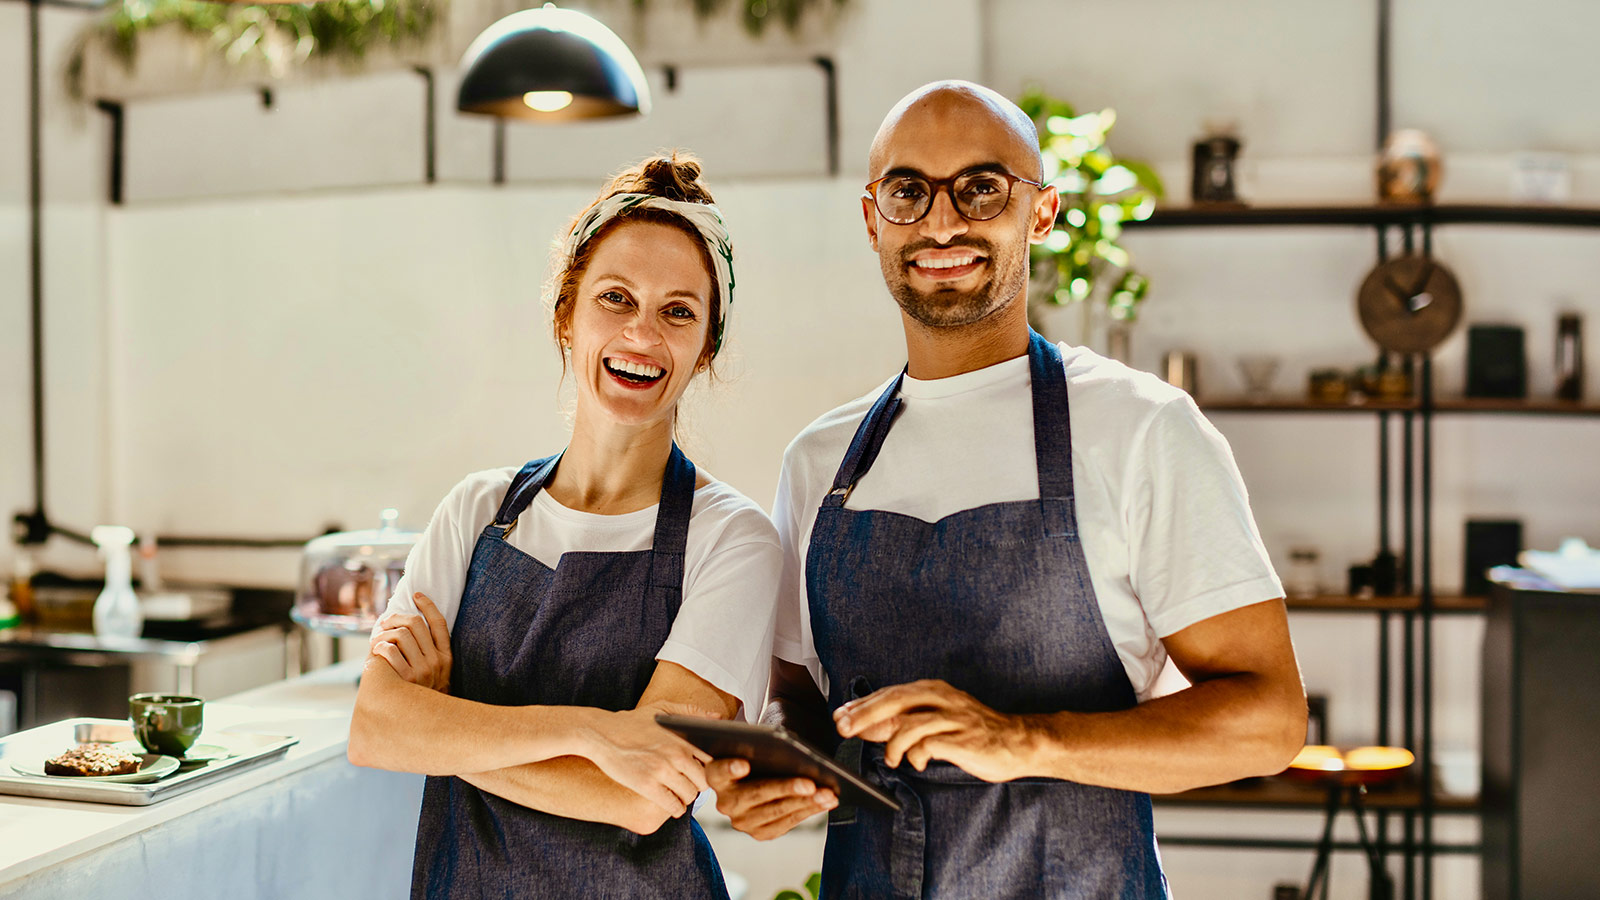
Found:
<box><xmin>655</xmin><ymin>715</ymin><xmax>900</xmax><ymax>813</ymax></box>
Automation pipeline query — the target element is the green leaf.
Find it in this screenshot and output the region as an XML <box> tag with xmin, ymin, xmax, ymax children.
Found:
<box><xmin>1117</xmin><ymin>159</ymin><xmax>1166</xmax><ymax>199</ymax></box>
<box><xmin>804</xmin><ymin>871</ymin><xmax>822</xmax><ymax>899</ymax></box>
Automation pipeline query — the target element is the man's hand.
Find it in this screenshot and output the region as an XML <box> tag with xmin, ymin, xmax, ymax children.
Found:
<box><xmin>371</xmin><ymin>592</ymin><xmax>453</xmax><ymax>693</ymax></box>
<box><xmin>707</xmin><ymin>759</ymin><xmax>836</xmax><ymax>841</ymax></box>
<box><xmin>834</xmin><ymin>679</ymin><xmax>1036</xmax><ymax>781</ymax></box>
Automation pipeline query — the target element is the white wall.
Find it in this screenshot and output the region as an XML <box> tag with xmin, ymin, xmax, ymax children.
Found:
<box><xmin>5</xmin><ymin>1</ymin><xmax>1600</xmax><ymax>897</ymax></box>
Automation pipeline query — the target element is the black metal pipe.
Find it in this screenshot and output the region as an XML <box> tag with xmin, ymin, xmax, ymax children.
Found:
<box><xmin>493</xmin><ymin>119</ymin><xmax>506</xmax><ymax>185</ymax></box>
<box><xmin>1403</xmin><ymin>810</ymin><xmax>1416</xmax><ymax>900</ymax></box>
<box><xmin>1420</xmin><ymin>355</ymin><xmax>1435</xmax><ymax>899</ymax></box>
<box><xmin>1376</xmin><ymin>0</ymin><xmax>1391</xmax><ymax>150</ymax></box>
<box><xmin>1378</xmin><ymin>607</ymin><xmax>1391</xmax><ymax>862</ymax></box>
<box><xmin>815</xmin><ymin>56</ymin><xmax>838</xmax><ymax>176</ymax></box>
<box><xmin>93</xmin><ymin>100</ymin><xmax>124</xmax><ymax>206</ymax></box>
<box><xmin>48</xmin><ymin>523</ymin><xmax>335</xmax><ymax>550</ymax></box>
<box><xmin>1402</xmin><ymin>385</ymin><xmax>1415</xmax><ymax>591</ymax></box>
<box><xmin>25</xmin><ymin>0</ymin><xmax>47</xmax><ymax>543</ymax></box>
<box><xmin>414</xmin><ymin>67</ymin><xmax>436</xmax><ymax>184</ymax></box>
<box><xmin>1379</xmin><ymin>412</ymin><xmax>1391</xmax><ymax>553</ymax></box>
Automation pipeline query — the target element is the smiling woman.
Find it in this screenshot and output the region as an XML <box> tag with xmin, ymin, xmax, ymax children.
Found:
<box><xmin>345</xmin><ymin>154</ymin><xmax>782</xmax><ymax>900</ymax></box>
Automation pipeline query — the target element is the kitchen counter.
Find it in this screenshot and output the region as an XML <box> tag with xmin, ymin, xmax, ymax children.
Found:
<box><xmin>0</xmin><ymin>660</ymin><xmax>424</xmax><ymax>898</ymax></box>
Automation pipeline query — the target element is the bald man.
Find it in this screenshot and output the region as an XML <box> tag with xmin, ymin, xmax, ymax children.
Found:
<box><xmin>708</xmin><ymin>81</ymin><xmax>1305</xmax><ymax>899</ymax></box>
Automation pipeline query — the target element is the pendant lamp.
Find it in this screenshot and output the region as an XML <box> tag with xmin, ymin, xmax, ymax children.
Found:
<box><xmin>457</xmin><ymin>4</ymin><xmax>651</xmax><ymax>121</ymax></box>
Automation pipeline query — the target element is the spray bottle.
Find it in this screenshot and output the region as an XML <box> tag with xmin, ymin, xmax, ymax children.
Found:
<box><xmin>92</xmin><ymin>525</ymin><xmax>143</xmax><ymax>639</ymax></box>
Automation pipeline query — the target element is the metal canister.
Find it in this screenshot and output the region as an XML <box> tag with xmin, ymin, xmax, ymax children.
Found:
<box><xmin>1162</xmin><ymin>351</ymin><xmax>1198</xmax><ymax>396</ymax></box>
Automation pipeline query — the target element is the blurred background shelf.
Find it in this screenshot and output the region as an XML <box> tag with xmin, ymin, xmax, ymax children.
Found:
<box><xmin>1199</xmin><ymin>397</ymin><xmax>1600</xmax><ymax>416</ymax></box>
<box><xmin>1284</xmin><ymin>593</ymin><xmax>1486</xmax><ymax>614</ymax></box>
<box><xmin>1156</xmin><ymin>774</ymin><xmax>1480</xmax><ymax>813</ymax></box>
<box><xmin>1124</xmin><ymin>203</ymin><xmax>1600</xmax><ymax>229</ymax></box>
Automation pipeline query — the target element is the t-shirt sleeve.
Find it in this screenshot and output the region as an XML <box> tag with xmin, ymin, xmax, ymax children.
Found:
<box><xmin>1126</xmin><ymin>395</ymin><xmax>1284</xmax><ymax>638</ymax></box>
<box><xmin>770</xmin><ymin>449</ymin><xmax>817</xmax><ymax>668</ymax></box>
<box><xmin>372</xmin><ymin>474</ymin><xmax>488</xmax><ymax>637</ymax></box>
<box><xmin>657</xmin><ymin>502</ymin><xmax>783</xmax><ymax>723</ymax></box>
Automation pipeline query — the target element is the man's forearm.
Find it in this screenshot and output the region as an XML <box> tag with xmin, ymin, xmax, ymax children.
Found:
<box><xmin>460</xmin><ymin>758</ymin><xmax>676</xmax><ymax>835</ymax></box>
<box><xmin>1024</xmin><ymin>671</ymin><xmax>1306</xmax><ymax>794</ymax></box>
<box><xmin>348</xmin><ymin>656</ymin><xmax>600</xmax><ymax>775</ymax></box>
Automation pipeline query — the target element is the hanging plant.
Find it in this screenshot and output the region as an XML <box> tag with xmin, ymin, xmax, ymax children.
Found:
<box><xmin>65</xmin><ymin>0</ymin><xmax>440</xmax><ymax>100</ymax></box>
<box><xmin>671</xmin><ymin>0</ymin><xmax>847</xmax><ymax>35</ymax></box>
<box><xmin>1018</xmin><ymin>87</ymin><xmax>1164</xmax><ymax>322</ymax></box>
<box><xmin>67</xmin><ymin>0</ymin><xmax>848</xmax><ymax>100</ymax></box>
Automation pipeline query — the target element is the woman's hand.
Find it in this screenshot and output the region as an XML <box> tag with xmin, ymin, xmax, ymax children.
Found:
<box><xmin>370</xmin><ymin>592</ymin><xmax>453</xmax><ymax>694</ymax></box>
<box><xmin>577</xmin><ymin>707</ymin><xmax>714</xmax><ymax>817</ymax></box>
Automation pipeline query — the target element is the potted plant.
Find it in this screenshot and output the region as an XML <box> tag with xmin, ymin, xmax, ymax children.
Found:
<box><xmin>1018</xmin><ymin>87</ymin><xmax>1163</xmax><ymax>359</ymax></box>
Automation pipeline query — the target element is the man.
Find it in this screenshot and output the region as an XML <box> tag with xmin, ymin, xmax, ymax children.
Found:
<box><xmin>708</xmin><ymin>81</ymin><xmax>1305</xmax><ymax>898</ymax></box>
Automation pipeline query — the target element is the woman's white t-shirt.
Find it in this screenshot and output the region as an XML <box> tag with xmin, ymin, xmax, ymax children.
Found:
<box><xmin>379</xmin><ymin>466</ymin><xmax>782</xmax><ymax>721</ymax></box>
<box><xmin>772</xmin><ymin>342</ymin><xmax>1283</xmax><ymax>702</ymax></box>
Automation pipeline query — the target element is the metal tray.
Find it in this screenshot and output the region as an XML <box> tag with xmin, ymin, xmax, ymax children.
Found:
<box><xmin>0</xmin><ymin>717</ymin><xmax>298</xmax><ymax>806</ymax></box>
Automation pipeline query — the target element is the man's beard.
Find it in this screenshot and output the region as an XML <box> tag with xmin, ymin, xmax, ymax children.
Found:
<box><xmin>881</xmin><ymin>237</ymin><xmax>1027</xmax><ymax>329</ymax></box>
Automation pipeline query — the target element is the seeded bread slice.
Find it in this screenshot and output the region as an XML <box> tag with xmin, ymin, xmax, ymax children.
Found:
<box><xmin>43</xmin><ymin>744</ymin><xmax>143</xmax><ymax>777</ymax></box>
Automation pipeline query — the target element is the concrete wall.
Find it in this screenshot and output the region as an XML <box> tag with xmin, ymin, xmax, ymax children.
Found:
<box><xmin>4</xmin><ymin>1</ymin><xmax>1599</xmax><ymax>897</ymax></box>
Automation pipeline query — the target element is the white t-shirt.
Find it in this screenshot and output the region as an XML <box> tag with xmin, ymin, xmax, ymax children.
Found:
<box><xmin>772</xmin><ymin>342</ymin><xmax>1283</xmax><ymax>702</ymax></box>
<box><xmin>379</xmin><ymin>466</ymin><xmax>782</xmax><ymax>721</ymax></box>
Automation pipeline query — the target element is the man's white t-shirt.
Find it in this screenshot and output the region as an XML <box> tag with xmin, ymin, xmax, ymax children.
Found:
<box><xmin>379</xmin><ymin>466</ymin><xmax>782</xmax><ymax>721</ymax></box>
<box><xmin>773</xmin><ymin>342</ymin><xmax>1283</xmax><ymax>702</ymax></box>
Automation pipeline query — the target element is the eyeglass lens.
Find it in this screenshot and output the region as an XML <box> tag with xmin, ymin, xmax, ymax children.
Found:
<box><xmin>874</xmin><ymin>172</ymin><xmax>1016</xmax><ymax>224</ymax></box>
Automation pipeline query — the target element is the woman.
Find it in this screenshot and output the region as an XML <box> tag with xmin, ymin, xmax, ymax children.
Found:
<box><xmin>347</xmin><ymin>154</ymin><xmax>786</xmax><ymax>899</ymax></box>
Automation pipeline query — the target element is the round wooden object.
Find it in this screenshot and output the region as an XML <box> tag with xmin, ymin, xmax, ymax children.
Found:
<box><xmin>1356</xmin><ymin>255</ymin><xmax>1463</xmax><ymax>354</ymax></box>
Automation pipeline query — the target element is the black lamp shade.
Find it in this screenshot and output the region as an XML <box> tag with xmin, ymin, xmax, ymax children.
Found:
<box><xmin>457</xmin><ymin>5</ymin><xmax>651</xmax><ymax>122</ymax></box>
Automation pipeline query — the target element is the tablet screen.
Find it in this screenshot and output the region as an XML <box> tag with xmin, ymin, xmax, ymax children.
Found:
<box><xmin>656</xmin><ymin>715</ymin><xmax>900</xmax><ymax>812</ymax></box>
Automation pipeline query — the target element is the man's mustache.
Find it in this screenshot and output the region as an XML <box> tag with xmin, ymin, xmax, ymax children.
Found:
<box><xmin>896</xmin><ymin>238</ymin><xmax>994</xmax><ymax>265</ymax></box>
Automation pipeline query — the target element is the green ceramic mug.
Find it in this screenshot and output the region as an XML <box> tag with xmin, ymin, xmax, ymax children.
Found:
<box><xmin>130</xmin><ymin>693</ymin><xmax>204</xmax><ymax>757</ymax></box>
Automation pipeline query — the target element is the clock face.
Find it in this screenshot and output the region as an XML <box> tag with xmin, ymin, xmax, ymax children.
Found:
<box><xmin>1356</xmin><ymin>255</ymin><xmax>1463</xmax><ymax>354</ymax></box>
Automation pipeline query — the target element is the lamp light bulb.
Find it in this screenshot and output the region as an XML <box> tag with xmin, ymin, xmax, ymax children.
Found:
<box><xmin>524</xmin><ymin>91</ymin><xmax>574</xmax><ymax>112</ymax></box>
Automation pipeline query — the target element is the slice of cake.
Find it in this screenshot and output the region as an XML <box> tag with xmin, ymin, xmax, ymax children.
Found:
<box><xmin>43</xmin><ymin>743</ymin><xmax>144</xmax><ymax>777</ymax></box>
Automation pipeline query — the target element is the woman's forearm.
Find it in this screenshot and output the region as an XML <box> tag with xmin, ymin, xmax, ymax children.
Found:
<box><xmin>348</xmin><ymin>655</ymin><xmax>603</xmax><ymax>775</ymax></box>
<box><xmin>461</xmin><ymin>758</ymin><xmax>680</xmax><ymax>836</ymax></box>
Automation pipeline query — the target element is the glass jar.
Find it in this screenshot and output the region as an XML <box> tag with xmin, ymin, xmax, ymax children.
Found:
<box><xmin>1284</xmin><ymin>547</ymin><xmax>1321</xmax><ymax>599</ymax></box>
<box><xmin>295</xmin><ymin>509</ymin><xmax>419</xmax><ymax>635</ymax></box>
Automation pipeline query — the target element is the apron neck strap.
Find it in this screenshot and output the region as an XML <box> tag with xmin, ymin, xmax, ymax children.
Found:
<box><xmin>490</xmin><ymin>453</ymin><xmax>563</xmax><ymax>536</ymax></box>
<box><xmin>1028</xmin><ymin>331</ymin><xmax>1074</xmax><ymax>500</ymax></box>
<box><xmin>822</xmin><ymin>372</ymin><xmax>905</xmax><ymax>508</ymax></box>
<box><xmin>648</xmin><ymin>443</ymin><xmax>696</xmax><ymax>590</ymax></box>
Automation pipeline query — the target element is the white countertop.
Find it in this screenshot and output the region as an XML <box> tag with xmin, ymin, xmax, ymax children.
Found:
<box><xmin>0</xmin><ymin>659</ymin><xmax>368</xmax><ymax>886</ymax></box>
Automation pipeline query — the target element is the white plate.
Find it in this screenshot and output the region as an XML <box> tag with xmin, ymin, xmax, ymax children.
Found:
<box><xmin>111</xmin><ymin>740</ymin><xmax>233</xmax><ymax>769</ymax></box>
<box><xmin>11</xmin><ymin>752</ymin><xmax>180</xmax><ymax>783</ymax></box>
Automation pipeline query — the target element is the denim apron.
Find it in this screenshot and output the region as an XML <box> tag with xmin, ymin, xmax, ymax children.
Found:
<box><xmin>806</xmin><ymin>332</ymin><xmax>1167</xmax><ymax>900</ymax></box>
<box><xmin>411</xmin><ymin>446</ymin><xmax>729</xmax><ymax>900</ymax></box>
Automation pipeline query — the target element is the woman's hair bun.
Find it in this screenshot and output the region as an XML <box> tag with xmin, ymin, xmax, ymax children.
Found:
<box><xmin>607</xmin><ymin>151</ymin><xmax>713</xmax><ymax>204</ymax></box>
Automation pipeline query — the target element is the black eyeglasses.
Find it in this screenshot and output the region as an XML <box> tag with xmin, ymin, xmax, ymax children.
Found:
<box><xmin>864</xmin><ymin>169</ymin><xmax>1042</xmax><ymax>225</ymax></box>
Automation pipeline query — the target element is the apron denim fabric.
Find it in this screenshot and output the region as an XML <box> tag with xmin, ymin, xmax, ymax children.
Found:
<box><xmin>411</xmin><ymin>446</ymin><xmax>730</xmax><ymax>900</ymax></box>
<box><xmin>806</xmin><ymin>332</ymin><xmax>1168</xmax><ymax>900</ymax></box>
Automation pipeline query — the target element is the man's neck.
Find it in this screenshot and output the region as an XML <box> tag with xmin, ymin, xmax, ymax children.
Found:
<box><xmin>902</xmin><ymin>298</ymin><xmax>1031</xmax><ymax>380</ymax></box>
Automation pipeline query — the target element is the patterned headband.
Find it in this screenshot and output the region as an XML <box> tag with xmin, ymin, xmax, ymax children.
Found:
<box><xmin>559</xmin><ymin>193</ymin><xmax>735</xmax><ymax>356</ymax></box>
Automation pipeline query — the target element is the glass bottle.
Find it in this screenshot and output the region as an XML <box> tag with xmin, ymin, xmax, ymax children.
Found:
<box><xmin>1556</xmin><ymin>312</ymin><xmax>1583</xmax><ymax>401</ymax></box>
<box><xmin>91</xmin><ymin>526</ymin><xmax>143</xmax><ymax>639</ymax></box>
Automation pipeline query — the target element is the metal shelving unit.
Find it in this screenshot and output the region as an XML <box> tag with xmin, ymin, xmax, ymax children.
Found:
<box><xmin>1139</xmin><ymin>191</ymin><xmax>1600</xmax><ymax>900</ymax></box>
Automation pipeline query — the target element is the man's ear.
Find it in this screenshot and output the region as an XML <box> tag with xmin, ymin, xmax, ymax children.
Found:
<box><xmin>1028</xmin><ymin>184</ymin><xmax>1061</xmax><ymax>244</ymax></box>
<box><xmin>861</xmin><ymin>194</ymin><xmax>880</xmax><ymax>252</ymax></box>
